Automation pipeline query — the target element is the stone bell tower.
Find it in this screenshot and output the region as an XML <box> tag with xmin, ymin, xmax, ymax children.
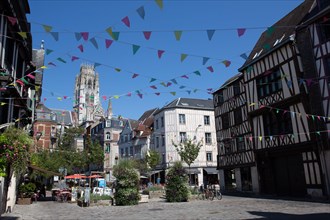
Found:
<box><xmin>73</xmin><ymin>64</ymin><xmax>104</xmax><ymax>125</ymax></box>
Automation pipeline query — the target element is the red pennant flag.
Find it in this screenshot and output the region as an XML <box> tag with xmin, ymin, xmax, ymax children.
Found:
<box><xmin>237</xmin><ymin>28</ymin><xmax>246</xmax><ymax>37</ymax></box>
<box><xmin>181</xmin><ymin>75</ymin><xmax>189</xmax><ymax>79</ymax></box>
<box><xmin>222</xmin><ymin>60</ymin><xmax>231</xmax><ymax>67</ymax></box>
<box><xmin>43</xmin><ymin>98</ymin><xmax>47</xmax><ymax>102</ymax></box>
<box><xmin>143</xmin><ymin>31</ymin><xmax>152</xmax><ymax>40</ymax></box>
<box><xmin>16</xmin><ymin>79</ymin><xmax>24</xmax><ymax>86</ymax></box>
<box><xmin>63</xmin><ymin>96</ymin><xmax>67</xmax><ymax>99</ymax></box>
<box><xmin>105</xmin><ymin>39</ymin><xmax>113</xmax><ymax>49</ymax></box>
<box><xmin>81</xmin><ymin>32</ymin><xmax>89</xmax><ymax>41</ymax></box>
<box><xmin>78</xmin><ymin>44</ymin><xmax>84</xmax><ymax>52</ymax></box>
<box><xmin>126</xmin><ymin>92</ymin><xmax>132</xmax><ymax>97</ymax></box>
<box><xmin>7</xmin><ymin>16</ymin><xmax>17</xmax><ymax>26</ymax></box>
<box><xmin>207</xmin><ymin>66</ymin><xmax>214</xmax><ymax>72</ymax></box>
<box><xmin>150</xmin><ymin>85</ymin><xmax>157</xmax><ymax>89</ymax></box>
<box><xmin>158</xmin><ymin>50</ymin><xmax>165</xmax><ymax>59</ymax></box>
<box><xmin>121</xmin><ymin>16</ymin><xmax>130</xmax><ymax>28</ymax></box>
<box><xmin>132</xmin><ymin>73</ymin><xmax>139</xmax><ymax>78</ymax></box>
<box><xmin>167</xmin><ymin>82</ymin><xmax>172</xmax><ymax>87</ymax></box>
<box><xmin>102</xmin><ymin>95</ymin><xmax>107</xmax><ymax>100</ymax></box>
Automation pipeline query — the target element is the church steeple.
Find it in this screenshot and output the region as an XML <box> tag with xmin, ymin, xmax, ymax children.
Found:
<box><xmin>106</xmin><ymin>99</ymin><xmax>113</xmax><ymax>119</ymax></box>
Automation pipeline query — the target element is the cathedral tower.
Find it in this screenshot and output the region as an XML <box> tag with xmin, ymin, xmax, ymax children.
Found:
<box><xmin>74</xmin><ymin>64</ymin><xmax>104</xmax><ymax>125</ymax></box>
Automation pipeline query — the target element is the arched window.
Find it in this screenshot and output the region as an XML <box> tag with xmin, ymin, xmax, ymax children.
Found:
<box><xmin>106</xmin><ymin>132</ymin><xmax>111</xmax><ymax>140</ymax></box>
<box><xmin>85</xmin><ymin>93</ymin><xmax>89</xmax><ymax>103</ymax></box>
<box><xmin>88</xmin><ymin>79</ymin><xmax>92</xmax><ymax>89</ymax></box>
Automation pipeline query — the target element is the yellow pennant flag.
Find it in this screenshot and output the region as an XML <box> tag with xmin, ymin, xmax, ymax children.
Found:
<box><xmin>1</xmin><ymin>102</ymin><xmax>6</xmax><ymax>106</ymax></box>
<box><xmin>42</xmin><ymin>25</ymin><xmax>52</xmax><ymax>32</ymax></box>
<box><xmin>155</xmin><ymin>0</ymin><xmax>163</xmax><ymax>9</ymax></box>
<box><xmin>18</xmin><ymin>32</ymin><xmax>27</xmax><ymax>39</ymax></box>
<box><xmin>40</xmin><ymin>66</ymin><xmax>47</xmax><ymax>69</ymax></box>
<box><xmin>113</xmin><ymin>95</ymin><xmax>119</xmax><ymax>99</ymax></box>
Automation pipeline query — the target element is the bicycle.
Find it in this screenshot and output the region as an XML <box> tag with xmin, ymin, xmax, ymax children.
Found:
<box><xmin>197</xmin><ymin>187</ymin><xmax>214</xmax><ymax>200</ymax></box>
<box><xmin>213</xmin><ymin>189</ymin><xmax>222</xmax><ymax>200</ymax></box>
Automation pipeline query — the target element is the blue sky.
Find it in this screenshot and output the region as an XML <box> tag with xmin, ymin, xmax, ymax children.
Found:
<box><xmin>27</xmin><ymin>0</ymin><xmax>303</xmax><ymax>120</ymax></box>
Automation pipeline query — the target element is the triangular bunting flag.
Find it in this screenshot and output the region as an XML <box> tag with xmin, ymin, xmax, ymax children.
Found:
<box><xmin>113</xmin><ymin>95</ymin><xmax>119</xmax><ymax>99</ymax></box>
<box><xmin>0</xmin><ymin>102</ymin><xmax>6</xmax><ymax>106</ymax></box>
<box><xmin>240</xmin><ymin>53</ymin><xmax>248</xmax><ymax>60</ymax></box>
<box><xmin>57</xmin><ymin>97</ymin><xmax>62</xmax><ymax>101</ymax></box>
<box><xmin>193</xmin><ymin>89</ymin><xmax>198</xmax><ymax>93</ymax></box>
<box><xmin>202</xmin><ymin>57</ymin><xmax>210</xmax><ymax>65</ymax></box>
<box><xmin>170</xmin><ymin>92</ymin><xmax>176</xmax><ymax>96</ymax></box>
<box><xmin>90</xmin><ymin>37</ymin><xmax>98</xmax><ymax>49</ymax></box>
<box><xmin>115</xmin><ymin>68</ymin><xmax>121</xmax><ymax>72</ymax></box>
<box><xmin>26</xmin><ymin>74</ymin><xmax>35</xmax><ymax>79</ymax></box>
<box><xmin>174</xmin><ymin>31</ymin><xmax>182</xmax><ymax>41</ymax></box>
<box><xmin>81</xmin><ymin>32</ymin><xmax>89</xmax><ymax>41</ymax></box>
<box><xmin>7</xmin><ymin>16</ymin><xmax>17</xmax><ymax>26</ymax></box>
<box><xmin>94</xmin><ymin>63</ymin><xmax>101</xmax><ymax>68</ymax></box>
<box><xmin>48</xmin><ymin>62</ymin><xmax>56</xmax><ymax>66</ymax></box>
<box><xmin>18</xmin><ymin>32</ymin><xmax>27</xmax><ymax>39</ymax></box>
<box><xmin>179</xmin><ymin>86</ymin><xmax>186</xmax><ymax>89</ymax></box>
<box><xmin>57</xmin><ymin>58</ymin><xmax>66</xmax><ymax>63</ymax></box>
<box><xmin>160</xmin><ymin>82</ymin><xmax>167</xmax><ymax>87</ymax></box>
<box><xmin>207</xmin><ymin>66</ymin><xmax>214</xmax><ymax>72</ymax></box>
<box><xmin>132</xmin><ymin>73</ymin><xmax>139</xmax><ymax>78</ymax></box>
<box><xmin>132</xmin><ymin>44</ymin><xmax>140</xmax><ymax>55</ymax></box>
<box><xmin>78</xmin><ymin>44</ymin><xmax>84</xmax><ymax>52</ymax></box>
<box><xmin>207</xmin><ymin>30</ymin><xmax>215</xmax><ymax>41</ymax></box>
<box><xmin>105</xmin><ymin>27</ymin><xmax>120</xmax><ymax>40</ymax></box>
<box><xmin>237</xmin><ymin>28</ymin><xmax>246</xmax><ymax>37</ymax></box>
<box><xmin>150</xmin><ymin>85</ymin><xmax>157</xmax><ymax>89</ymax></box>
<box><xmin>222</xmin><ymin>60</ymin><xmax>231</xmax><ymax>67</ymax></box>
<box><xmin>46</xmin><ymin>49</ymin><xmax>54</xmax><ymax>55</ymax></box>
<box><xmin>136</xmin><ymin>6</ymin><xmax>145</xmax><ymax>19</ymax></box>
<box><xmin>42</xmin><ymin>25</ymin><xmax>52</xmax><ymax>33</ymax></box>
<box><xmin>71</xmin><ymin>56</ymin><xmax>79</xmax><ymax>61</ymax></box>
<box><xmin>155</xmin><ymin>93</ymin><xmax>160</xmax><ymax>96</ymax></box>
<box><xmin>186</xmin><ymin>90</ymin><xmax>191</xmax><ymax>94</ymax></box>
<box><xmin>266</xmin><ymin>27</ymin><xmax>275</xmax><ymax>36</ymax></box>
<box><xmin>137</xmin><ymin>93</ymin><xmax>143</xmax><ymax>99</ymax></box>
<box><xmin>16</xmin><ymin>79</ymin><xmax>24</xmax><ymax>86</ymax></box>
<box><xmin>167</xmin><ymin>82</ymin><xmax>172</xmax><ymax>87</ymax></box>
<box><xmin>21</xmin><ymin>78</ymin><xmax>29</xmax><ymax>85</ymax></box>
<box><xmin>105</xmin><ymin>39</ymin><xmax>113</xmax><ymax>49</ymax></box>
<box><xmin>121</xmin><ymin>16</ymin><xmax>130</xmax><ymax>28</ymax></box>
<box><xmin>143</xmin><ymin>31</ymin><xmax>151</xmax><ymax>40</ymax></box>
<box><xmin>155</xmin><ymin>0</ymin><xmax>163</xmax><ymax>9</ymax></box>
<box><xmin>75</xmin><ymin>32</ymin><xmax>82</xmax><ymax>41</ymax></box>
<box><xmin>50</xmin><ymin>32</ymin><xmax>59</xmax><ymax>41</ymax></box>
<box><xmin>181</xmin><ymin>75</ymin><xmax>189</xmax><ymax>79</ymax></box>
<box><xmin>171</xmin><ymin>79</ymin><xmax>177</xmax><ymax>84</ymax></box>
<box><xmin>194</xmin><ymin>71</ymin><xmax>201</xmax><ymax>76</ymax></box>
<box><xmin>126</xmin><ymin>92</ymin><xmax>132</xmax><ymax>97</ymax></box>
<box><xmin>180</xmin><ymin>54</ymin><xmax>188</xmax><ymax>62</ymax></box>
<box><xmin>158</xmin><ymin>50</ymin><xmax>165</xmax><ymax>59</ymax></box>
<box><xmin>150</xmin><ymin>78</ymin><xmax>156</xmax><ymax>83</ymax></box>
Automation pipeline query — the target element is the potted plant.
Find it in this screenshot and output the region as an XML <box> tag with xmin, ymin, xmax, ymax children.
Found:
<box><xmin>17</xmin><ymin>182</ymin><xmax>36</xmax><ymax>205</ymax></box>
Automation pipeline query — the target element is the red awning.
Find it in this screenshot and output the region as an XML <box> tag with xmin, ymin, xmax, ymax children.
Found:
<box><xmin>65</xmin><ymin>174</ymin><xmax>87</xmax><ymax>179</ymax></box>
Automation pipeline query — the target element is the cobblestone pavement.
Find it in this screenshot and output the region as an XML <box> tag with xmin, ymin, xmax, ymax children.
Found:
<box><xmin>1</xmin><ymin>196</ymin><xmax>330</xmax><ymax>220</ymax></box>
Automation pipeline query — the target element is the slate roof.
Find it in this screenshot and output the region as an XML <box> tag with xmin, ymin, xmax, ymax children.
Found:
<box><xmin>239</xmin><ymin>0</ymin><xmax>315</xmax><ymax>70</ymax></box>
<box><xmin>157</xmin><ymin>98</ymin><xmax>214</xmax><ymax>113</ymax></box>
<box><xmin>213</xmin><ymin>72</ymin><xmax>243</xmax><ymax>93</ymax></box>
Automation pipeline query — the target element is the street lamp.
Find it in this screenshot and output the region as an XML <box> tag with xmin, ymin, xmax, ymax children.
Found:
<box><xmin>34</xmin><ymin>131</ymin><xmax>42</xmax><ymax>152</ymax></box>
<box><xmin>194</xmin><ymin>124</ymin><xmax>202</xmax><ymax>140</ymax></box>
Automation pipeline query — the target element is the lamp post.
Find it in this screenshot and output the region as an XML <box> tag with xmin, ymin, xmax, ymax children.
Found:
<box><xmin>35</xmin><ymin>131</ymin><xmax>42</xmax><ymax>152</ymax></box>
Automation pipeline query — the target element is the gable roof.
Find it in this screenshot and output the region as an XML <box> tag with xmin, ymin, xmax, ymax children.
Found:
<box><xmin>239</xmin><ymin>0</ymin><xmax>315</xmax><ymax>70</ymax></box>
<box><xmin>213</xmin><ymin>72</ymin><xmax>243</xmax><ymax>93</ymax></box>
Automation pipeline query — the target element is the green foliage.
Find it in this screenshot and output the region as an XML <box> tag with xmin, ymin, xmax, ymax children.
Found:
<box><xmin>90</xmin><ymin>194</ymin><xmax>112</xmax><ymax>201</ymax></box>
<box><xmin>145</xmin><ymin>150</ymin><xmax>160</xmax><ymax>171</ymax></box>
<box><xmin>172</xmin><ymin>138</ymin><xmax>202</xmax><ymax>168</ymax></box>
<box><xmin>0</xmin><ymin>127</ymin><xmax>33</xmax><ymax>177</ymax></box>
<box><xmin>85</xmin><ymin>137</ymin><xmax>104</xmax><ymax>166</ymax></box>
<box><xmin>165</xmin><ymin>161</ymin><xmax>189</xmax><ymax>202</ymax></box>
<box><xmin>60</xmin><ymin>127</ymin><xmax>84</xmax><ymax>150</ymax></box>
<box><xmin>19</xmin><ymin>182</ymin><xmax>36</xmax><ymax>198</ymax></box>
<box><xmin>113</xmin><ymin>160</ymin><xmax>140</xmax><ymax>206</ymax></box>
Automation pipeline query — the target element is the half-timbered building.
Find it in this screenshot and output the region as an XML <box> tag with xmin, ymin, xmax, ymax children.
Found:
<box><xmin>213</xmin><ymin>73</ymin><xmax>255</xmax><ymax>192</ymax></box>
<box><xmin>238</xmin><ymin>0</ymin><xmax>327</xmax><ymax>197</ymax></box>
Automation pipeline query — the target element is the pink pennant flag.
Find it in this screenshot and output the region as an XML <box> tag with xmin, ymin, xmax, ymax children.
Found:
<box><xmin>16</xmin><ymin>79</ymin><xmax>24</xmax><ymax>86</ymax></box>
<box><xmin>249</xmin><ymin>136</ymin><xmax>253</xmax><ymax>142</ymax></box>
<box><xmin>102</xmin><ymin>95</ymin><xmax>107</xmax><ymax>100</ymax></box>
<box><xmin>71</xmin><ymin>56</ymin><xmax>79</xmax><ymax>61</ymax></box>
<box><xmin>78</xmin><ymin>44</ymin><xmax>84</xmax><ymax>52</ymax></box>
<box><xmin>222</xmin><ymin>60</ymin><xmax>231</xmax><ymax>67</ymax></box>
<box><xmin>121</xmin><ymin>16</ymin><xmax>130</xmax><ymax>28</ymax></box>
<box><xmin>126</xmin><ymin>92</ymin><xmax>132</xmax><ymax>97</ymax></box>
<box><xmin>158</xmin><ymin>50</ymin><xmax>165</xmax><ymax>59</ymax></box>
<box><xmin>155</xmin><ymin>93</ymin><xmax>160</xmax><ymax>96</ymax></box>
<box><xmin>207</xmin><ymin>66</ymin><xmax>214</xmax><ymax>72</ymax></box>
<box><xmin>81</xmin><ymin>32</ymin><xmax>89</xmax><ymax>41</ymax></box>
<box><xmin>132</xmin><ymin>73</ymin><xmax>139</xmax><ymax>78</ymax></box>
<box><xmin>105</xmin><ymin>39</ymin><xmax>113</xmax><ymax>49</ymax></box>
<box><xmin>143</xmin><ymin>31</ymin><xmax>152</xmax><ymax>40</ymax></box>
<box><xmin>26</xmin><ymin>74</ymin><xmax>35</xmax><ymax>79</ymax></box>
<box><xmin>63</xmin><ymin>96</ymin><xmax>68</xmax><ymax>99</ymax></box>
<box><xmin>237</xmin><ymin>28</ymin><xmax>246</xmax><ymax>37</ymax></box>
<box><xmin>137</xmin><ymin>94</ymin><xmax>143</xmax><ymax>99</ymax></box>
<box><xmin>181</xmin><ymin>75</ymin><xmax>189</xmax><ymax>79</ymax></box>
<box><xmin>150</xmin><ymin>85</ymin><xmax>157</xmax><ymax>89</ymax></box>
<box><xmin>167</xmin><ymin>82</ymin><xmax>172</xmax><ymax>87</ymax></box>
<box><xmin>7</xmin><ymin>16</ymin><xmax>17</xmax><ymax>26</ymax></box>
<box><xmin>43</xmin><ymin>98</ymin><xmax>47</xmax><ymax>102</ymax></box>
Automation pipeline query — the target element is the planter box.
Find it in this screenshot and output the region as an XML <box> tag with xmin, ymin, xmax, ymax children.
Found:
<box><xmin>149</xmin><ymin>191</ymin><xmax>164</xmax><ymax>199</ymax></box>
<box><xmin>17</xmin><ymin>198</ymin><xmax>32</xmax><ymax>205</ymax></box>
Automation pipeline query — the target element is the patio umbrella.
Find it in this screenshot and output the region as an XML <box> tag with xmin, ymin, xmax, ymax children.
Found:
<box><xmin>89</xmin><ymin>174</ymin><xmax>102</xmax><ymax>178</ymax></box>
<box><xmin>65</xmin><ymin>174</ymin><xmax>87</xmax><ymax>179</ymax></box>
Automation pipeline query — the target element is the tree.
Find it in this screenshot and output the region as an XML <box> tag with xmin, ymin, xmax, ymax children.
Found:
<box><xmin>60</xmin><ymin>127</ymin><xmax>84</xmax><ymax>150</ymax></box>
<box><xmin>172</xmin><ymin>138</ymin><xmax>203</xmax><ymax>185</ymax></box>
<box><xmin>0</xmin><ymin>127</ymin><xmax>33</xmax><ymax>213</ymax></box>
<box><xmin>145</xmin><ymin>150</ymin><xmax>160</xmax><ymax>183</ymax></box>
<box><xmin>165</xmin><ymin>161</ymin><xmax>189</xmax><ymax>202</ymax></box>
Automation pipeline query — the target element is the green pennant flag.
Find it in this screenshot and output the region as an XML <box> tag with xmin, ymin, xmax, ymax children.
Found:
<box><xmin>174</xmin><ymin>31</ymin><xmax>182</xmax><ymax>41</ymax></box>
<box><xmin>46</xmin><ymin>49</ymin><xmax>54</xmax><ymax>55</ymax></box>
<box><xmin>149</xmin><ymin>78</ymin><xmax>156</xmax><ymax>83</ymax></box>
<box><xmin>115</xmin><ymin>68</ymin><xmax>121</xmax><ymax>72</ymax></box>
<box><xmin>194</xmin><ymin>71</ymin><xmax>201</xmax><ymax>76</ymax></box>
<box><xmin>21</xmin><ymin>78</ymin><xmax>29</xmax><ymax>85</ymax></box>
<box><xmin>170</xmin><ymin>92</ymin><xmax>176</xmax><ymax>96</ymax></box>
<box><xmin>132</xmin><ymin>44</ymin><xmax>140</xmax><ymax>55</ymax></box>
<box><xmin>106</xmin><ymin>27</ymin><xmax>120</xmax><ymax>40</ymax></box>
<box><xmin>160</xmin><ymin>82</ymin><xmax>167</xmax><ymax>87</ymax></box>
<box><xmin>263</xmin><ymin>43</ymin><xmax>271</xmax><ymax>51</ymax></box>
<box><xmin>180</xmin><ymin>54</ymin><xmax>188</xmax><ymax>62</ymax></box>
<box><xmin>155</xmin><ymin>0</ymin><xmax>163</xmax><ymax>9</ymax></box>
<box><xmin>57</xmin><ymin>58</ymin><xmax>66</xmax><ymax>63</ymax></box>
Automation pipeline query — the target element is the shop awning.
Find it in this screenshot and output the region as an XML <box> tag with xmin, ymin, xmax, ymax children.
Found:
<box><xmin>204</xmin><ymin>167</ymin><xmax>218</xmax><ymax>174</ymax></box>
<box><xmin>29</xmin><ymin>164</ymin><xmax>63</xmax><ymax>176</ymax></box>
<box><xmin>149</xmin><ymin>170</ymin><xmax>162</xmax><ymax>176</ymax></box>
<box><xmin>185</xmin><ymin>168</ymin><xmax>200</xmax><ymax>174</ymax></box>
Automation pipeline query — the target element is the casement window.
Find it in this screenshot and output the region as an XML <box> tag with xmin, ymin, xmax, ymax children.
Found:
<box><xmin>221</xmin><ymin>112</ymin><xmax>230</xmax><ymax>129</ymax></box>
<box><xmin>217</xmin><ymin>91</ymin><xmax>224</xmax><ymax>105</ymax></box>
<box><xmin>179</xmin><ymin>114</ymin><xmax>186</xmax><ymax>124</ymax></box>
<box><xmin>206</xmin><ymin>152</ymin><xmax>212</xmax><ymax>162</ymax></box>
<box><xmin>105</xmin><ymin>143</ymin><xmax>110</xmax><ymax>153</ymax></box>
<box><xmin>236</xmin><ymin>136</ymin><xmax>245</xmax><ymax>151</ymax></box>
<box><xmin>205</xmin><ymin>133</ymin><xmax>212</xmax><ymax>144</ymax></box>
<box><xmin>179</xmin><ymin>132</ymin><xmax>187</xmax><ymax>143</ymax></box>
<box><xmin>161</xmin><ymin>117</ymin><xmax>164</xmax><ymax>127</ymax></box>
<box><xmin>106</xmin><ymin>132</ymin><xmax>111</xmax><ymax>140</ymax></box>
<box><xmin>233</xmin><ymin>108</ymin><xmax>243</xmax><ymax>125</ymax></box>
<box><xmin>155</xmin><ymin>119</ymin><xmax>159</xmax><ymax>129</ymax></box>
<box><xmin>204</xmin><ymin>115</ymin><xmax>210</xmax><ymax>125</ymax></box>
<box><xmin>162</xmin><ymin>135</ymin><xmax>165</xmax><ymax>146</ymax></box>
<box><xmin>156</xmin><ymin>137</ymin><xmax>160</xmax><ymax>148</ymax></box>
<box><xmin>257</xmin><ymin>69</ymin><xmax>282</xmax><ymax>98</ymax></box>
<box><xmin>263</xmin><ymin>110</ymin><xmax>293</xmax><ymax>136</ymax></box>
<box><xmin>233</xmin><ymin>82</ymin><xmax>240</xmax><ymax>96</ymax></box>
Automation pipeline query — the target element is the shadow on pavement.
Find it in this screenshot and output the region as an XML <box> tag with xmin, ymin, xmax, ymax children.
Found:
<box><xmin>0</xmin><ymin>217</ymin><xmax>20</xmax><ymax>220</ymax></box>
<box><xmin>247</xmin><ymin>211</ymin><xmax>330</xmax><ymax>220</ymax></box>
